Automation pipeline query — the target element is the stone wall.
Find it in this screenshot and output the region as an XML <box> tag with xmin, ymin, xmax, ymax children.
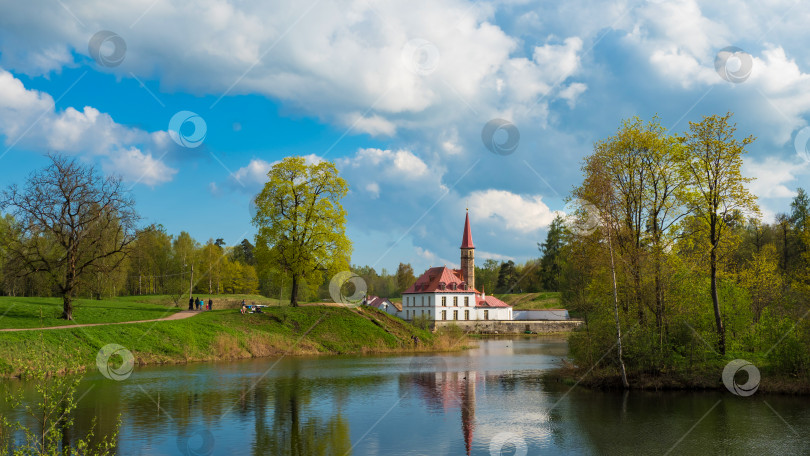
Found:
<box><xmin>433</xmin><ymin>319</ymin><xmax>583</xmax><ymax>334</ymax></box>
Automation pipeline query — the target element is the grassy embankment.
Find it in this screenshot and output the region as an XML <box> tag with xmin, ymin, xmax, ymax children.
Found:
<box><xmin>493</xmin><ymin>292</ymin><xmax>562</xmax><ymax>310</ymax></box>
<box><xmin>0</xmin><ymin>296</ymin><xmax>468</xmax><ymax>378</ymax></box>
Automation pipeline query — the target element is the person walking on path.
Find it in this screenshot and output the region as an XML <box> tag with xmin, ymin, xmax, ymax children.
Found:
<box><xmin>194</xmin><ymin>297</ymin><xmax>199</xmax><ymax>311</ymax></box>
<box><xmin>188</xmin><ymin>297</ymin><xmax>194</xmax><ymax>310</ymax></box>
<box><xmin>208</xmin><ymin>298</ymin><xmax>213</xmax><ymax>311</ymax></box>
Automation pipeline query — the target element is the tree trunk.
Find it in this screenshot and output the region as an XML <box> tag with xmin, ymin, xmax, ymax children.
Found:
<box><xmin>607</xmin><ymin>223</ymin><xmax>630</xmax><ymax>389</ymax></box>
<box><xmin>62</xmin><ymin>294</ymin><xmax>73</xmax><ymax>320</ymax></box>
<box><xmin>290</xmin><ymin>274</ymin><xmax>299</xmax><ymax>307</ymax></box>
<box><xmin>710</xmin><ymin>247</ymin><xmax>725</xmax><ymax>355</ymax></box>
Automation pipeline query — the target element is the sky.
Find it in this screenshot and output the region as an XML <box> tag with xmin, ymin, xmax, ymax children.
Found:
<box><xmin>0</xmin><ymin>0</ymin><xmax>809</xmax><ymax>274</ymax></box>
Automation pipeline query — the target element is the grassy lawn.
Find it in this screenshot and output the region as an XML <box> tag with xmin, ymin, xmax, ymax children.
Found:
<box><xmin>0</xmin><ymin>297</ymin><xmax>183</xmax><ymax>329</ymax></box>
<box><xmin>0</xmin><ymin>305</ymin><xmax>456</xmax><ymax>377</ymax></box>
<box><xmin>0</xmin><ymin>294</ymin><xmax>287</xmax><ymax>329</ymax></box>
<box><xmin>494</xmin><ymin>292</ymin><xmax>562</xmax><ymax>310</ymax></box>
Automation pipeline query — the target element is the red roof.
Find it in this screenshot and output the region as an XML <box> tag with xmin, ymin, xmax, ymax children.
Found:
<box><xmin>403</xmin><ymin>266</ymin><xmax>474</xmax><ymax>294</ymax></box>
<box><xmin>365</xmin><ymin>295</ymin><xmax>402</xmax><ymax>311</ymax></box>
<box><xmin>461</xmin><ymin>211</ymin><xmax>474</xmax><ymax>249</ymax></box>
<box><xmin>403</xmin><ymin>267</ymin><xmax>511</xmax><ymax>308</ymax></box>
<box><xmin>475</xmin><ymin>295</ymin><xmax>510</xmax><ymax>308</ymax></box>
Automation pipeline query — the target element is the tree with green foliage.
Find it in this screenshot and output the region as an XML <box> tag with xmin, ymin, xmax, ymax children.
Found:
<box><xmin>495</xmin><ymin>260</ymin><xmax>518</xmax><ymax>293</ymax></box>
<box><xmin>538</xmin><ymin>214</ymin><xmax>567</xmax><ymax>291</ymax></box>
<box><xmin>475</xmin><ymin>259</ymin><xmax>500</xmax><ymax>294</ymax></box>
<box><xmin>232</xmin><ymin>239</ymin><xmax>256</xmax><ymax>266</ymax></box>
<box><xmin>0</xmin><ymin>155</ymin><xmax>138</xmax><ymax>320</ymax></box>
<box><xmin>395</xmin><ymin>263</ymin><xmax>416</xmax><ymax>294</ymax></box>
<box><xmin>253</xmin><ymin>157</ymin><xmax>351</xmax><ymax>307</ymax></box>
<box><xmin>679</xmin><ymin>113</ymin><xmax>759</xmax><ymax>355</ymax></box>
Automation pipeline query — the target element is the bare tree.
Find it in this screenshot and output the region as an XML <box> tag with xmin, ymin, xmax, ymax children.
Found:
<box><xmin>0</xmin><ymin>155</ymin><xmax>138</xmax><ymax>320</ymax></box>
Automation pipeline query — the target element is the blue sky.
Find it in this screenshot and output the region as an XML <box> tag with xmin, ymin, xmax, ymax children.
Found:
<box><xmin>1</xmin><ymin>0</ymin><xmax>809</xmax><ymax>274</ymax></box>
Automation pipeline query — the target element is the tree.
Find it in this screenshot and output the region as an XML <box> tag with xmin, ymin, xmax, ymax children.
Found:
<box><xmin>495</xmin><ymin>260</ymin><xmax>518</xmax><ymax>293</ymax></box>
<box><xmin>395</xmin><ymin>263</ymin><xmax>416</xmax><ymax>294</ymax></box>
<box><xmin>679</xmin><ymin>113</ymin><xmax>759</xmax><ymax>354</ymax></box>
<box><xmin>538</xmin><ymin>214</ymin><xmax>567</xmax><ymax>291</ymax></box>
<box><xmin>253</xmin><ymin>157</ymin><xmax>351</xmax><ymax>307</ymax></box>
<box><xmin>0</xmin><ymin>155</ymin><xmax>138</xmax><ymax>320</ymax></box>
<box><xmin>231</xmin><ymin>239</ymin><xmax>256</xmax><ymax>265</ymax></box>
<box><xmin>475</xmin><ymin>259</ymin><xmax>500</xmax><ymax>294</ymax></box>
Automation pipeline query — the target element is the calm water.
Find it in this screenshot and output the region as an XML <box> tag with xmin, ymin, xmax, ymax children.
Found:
<box><xmin>2</xmin><ymin>337</ymin><xmax>808</xmax><ymax>455</ymax></box>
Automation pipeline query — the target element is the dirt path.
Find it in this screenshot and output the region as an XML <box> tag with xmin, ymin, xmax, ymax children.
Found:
<box><xmin>0</xmin><ymin>310</ymin><xmax>202</xmax><ymax>332</ymax></box>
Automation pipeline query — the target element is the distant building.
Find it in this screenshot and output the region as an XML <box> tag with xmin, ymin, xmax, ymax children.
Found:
<box><xmin>363</xmin><ymin>295</ymin><xmax>400</xmax><ymax>316</ymax></box>
<box><xmin>400</xmin><ymin>211</ymin><xmax>513</xmax><ymax>321</ymax></box>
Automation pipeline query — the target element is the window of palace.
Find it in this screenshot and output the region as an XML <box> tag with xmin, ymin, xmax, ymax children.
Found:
<box><xmin>442</xmin><ymin>296</ymin><xmax>447</xmax><ymax>306</ymax></box>
<box><xmin>453</xmin><ymin>296</ymin><xmax>458</xmax><ymax>306</ymax></box>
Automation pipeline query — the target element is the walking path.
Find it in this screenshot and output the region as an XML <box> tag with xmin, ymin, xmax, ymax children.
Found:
<box><xmin>0</xmin><ymin>310</ymin><xmax>201</xmax><ymax>332</ymax></box>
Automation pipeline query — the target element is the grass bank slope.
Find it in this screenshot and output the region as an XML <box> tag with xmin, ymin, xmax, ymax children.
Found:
<box><xmin>0</xmin><ymin>305</ymin><xmax>463</xmax><ymax>378</ymax></box>
<box><xmin>494</xmin><ymin>292</ymin><xmax>562</xmax><ymax>310</ymax></box>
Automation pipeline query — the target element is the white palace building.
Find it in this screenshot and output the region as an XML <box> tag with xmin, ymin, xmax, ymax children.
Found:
<box><xmin>398</xmin><ymin>211</ymin><xmax>513</xmax><ymax>321</ymax></box>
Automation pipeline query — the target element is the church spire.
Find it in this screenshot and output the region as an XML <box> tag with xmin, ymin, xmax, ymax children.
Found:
<box><xmin>460</xmin><ymin>210</ymin><xmax>475</xmax><ymax>289</ymax></box>
<box><xmin>461</xmin><ymin>210</ymin><xmax>474</xmax><ymax>249</ymax></box>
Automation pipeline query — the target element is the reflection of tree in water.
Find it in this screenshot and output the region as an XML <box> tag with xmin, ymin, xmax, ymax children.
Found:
<box><xmin>401</xmin><ymin>370</ymin><xmax>478</xmax><ymax>456</ymax></box>
<box><xmin>252</xmin><ymin>369</ymin><xmax>351</xmax><ymax>456</ymax></box>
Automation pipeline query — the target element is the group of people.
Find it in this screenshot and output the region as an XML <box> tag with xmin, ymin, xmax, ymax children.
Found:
<box><xmin>188</xmin><ymin>297</ymin><xmax>213</xmax><ymax>311</ymax></box>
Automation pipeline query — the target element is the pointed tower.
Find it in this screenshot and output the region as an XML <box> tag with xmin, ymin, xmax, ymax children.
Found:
<box><xmin>460</xmin><ymin>210</ymin><xmax>475</xmax><ymax>290</ymax></box>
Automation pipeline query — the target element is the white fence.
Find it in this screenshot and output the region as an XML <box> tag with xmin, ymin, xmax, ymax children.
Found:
<box><xmin>513</xmin><ymin>309</ymin><xmax>570</xmax><ymax>321</ymax></box>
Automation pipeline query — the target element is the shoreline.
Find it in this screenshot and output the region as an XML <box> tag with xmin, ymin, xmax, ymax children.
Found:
<box><xmin>0</xmin><ymin>306</ymin><xmax>470</xmax><ymax>379</ymax></box>
<box><xmin>543</xmin><ymin>364</ymin><xmax>810</xmax><ymax>395</ymax></box>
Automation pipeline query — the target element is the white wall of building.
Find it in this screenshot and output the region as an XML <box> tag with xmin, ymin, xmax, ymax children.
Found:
<box><xmin>513</xmin><ymin>310</ymin><xmax>569</xmax><ymax>320</ymax></box>
<box><xmin>399</xmin><ymin>293</ymin><xmax>512</xmax><ymax>321</ymax></box>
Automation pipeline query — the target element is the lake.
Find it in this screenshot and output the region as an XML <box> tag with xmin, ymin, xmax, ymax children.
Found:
<box><xmin>2</xmin><ymin>337</ymin><xmax>807</xmax><ymax>455</ymax></box>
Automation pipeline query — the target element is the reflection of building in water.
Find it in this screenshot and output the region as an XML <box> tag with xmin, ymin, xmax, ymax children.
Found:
<box><xmin>404</xmin><ymin>370</ymin><xmax>478</xmax><ymax>456</ymax></box>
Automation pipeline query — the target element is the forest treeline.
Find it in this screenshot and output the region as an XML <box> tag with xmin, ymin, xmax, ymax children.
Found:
<box><xmin>551</xmin><ymin>113</ymin><xmax>810</xmax><ymax>385</ymax></box>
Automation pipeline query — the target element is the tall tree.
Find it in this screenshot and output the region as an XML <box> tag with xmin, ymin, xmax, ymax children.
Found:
<box><xmin>495</xmin><ymin>260</ymin><xmax>518</xmax><ymax>293</ymax></box>
<box><xmin>395</xmin><ymin>263</ymin><xmax>416</xmax><ymax>294</ymax></box>
<box><xmin>253</xmin><ymin>157</ymin><xmax>351</xmax><ymax>307</ymax></box>
<box><xmin>538</xmin><ymin>214</ymin><xmax>567</xmax><ymax>291</ymax></box>
<box><xmin>679</xmin><ymin>113</ymin><xmax>759</xmax><ymax>354</ymax></box>
<box><xmin>0</xmin><ymin>155</ymin><xmax>138</xmax><ymax>320</ymax></box>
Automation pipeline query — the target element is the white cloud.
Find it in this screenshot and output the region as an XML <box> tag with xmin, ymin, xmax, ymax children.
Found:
<box><xmin>0</xmin><ymin>68</ymin><xmax>176</xmax><ymax>185</ymax></box>
<box><xmin>365</xmin><ymin>181</ymin><xmax>380</xmax><ymax>198</ymax></box>
<box><xmin>229</xmin><ymin>153</ymin><xmax>323</xmax><ymax>191</ymax></box>
<box><xmin>744</xmin><ymin>155</ymin><xmax>808</xmax><ymax>199</ymax></box>
<box><xmin>467</xmin><ymin>189</ymin><xmax>558</xmax><ymax>233</ymax></box>
<box><xmin>0</xmin><ymin>0</ymin><xmax>587</xmax><ymax>140</ymax></box>
<box><xmin>231</xmin><ymin>158</ymin><xmax>272</xmax><ymax>189</ymax></box>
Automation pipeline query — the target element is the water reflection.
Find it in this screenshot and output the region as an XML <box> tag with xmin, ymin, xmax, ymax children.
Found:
<box><xmin>1</xmin><ymin>338</ymin><xmax>808</xmax><ymax>455</ymax></box>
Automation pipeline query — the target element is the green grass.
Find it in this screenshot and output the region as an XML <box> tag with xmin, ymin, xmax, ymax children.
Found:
<box><xmin>0</xmin><ymin>297</ymin><xmax>183</xmax><ymax>329</ymax></box>
<box><xmin>0</xmin><ymin>295</ymin><xmax>293</xmax><ymax>330</ymax></box>
<box><xmin>494</xmin><ymin>292</ymin><xmax>562</xmax><ymax>310</ymax></box>
<box><xmin>0</xmin><ymin>303</ymin><xmax>461</xmax><ymax>378</ymax></box>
